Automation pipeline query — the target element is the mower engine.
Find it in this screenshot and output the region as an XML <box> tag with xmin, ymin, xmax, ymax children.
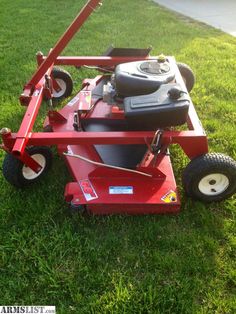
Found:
<box><xmin>103</xmin><ymin>57</ymin><xmax>190</xmax><ymax>130</ymax></box>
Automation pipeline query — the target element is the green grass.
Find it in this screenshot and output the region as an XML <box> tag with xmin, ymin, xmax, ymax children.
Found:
<box><xmin>0</xmin><ymin>0</ymin><xmax>236</xmax><ymax>313</ymax></box>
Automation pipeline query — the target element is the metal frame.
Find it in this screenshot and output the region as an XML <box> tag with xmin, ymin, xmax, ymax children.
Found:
<box><xmin>0</xmin><ymin>0</ymin><xmax>208</xmax><ymax>214</ymax></box>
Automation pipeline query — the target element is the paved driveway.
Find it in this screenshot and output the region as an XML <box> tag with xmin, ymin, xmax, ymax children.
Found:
<box><xmin>153</xmin><ymin>0</ymin><xmax>236</xmax><ymax>36</ymax></box>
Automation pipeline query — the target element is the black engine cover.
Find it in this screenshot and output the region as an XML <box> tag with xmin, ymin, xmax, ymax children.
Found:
<box><xmin>115</xmin><ymin>60</ymin><xmax>175</xmax><ymax>97</ymax></box>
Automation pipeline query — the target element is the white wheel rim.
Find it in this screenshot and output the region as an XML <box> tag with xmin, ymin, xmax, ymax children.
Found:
<box><xmin>198</xmin><ymin>173</ymin><xmax>229</xmax><ymax>196</ymax></box>
<box><xmin>22</xmin><ymin>154</ymin><xmax>46</xmax><ymax>180</ymax></box>
<box><xmin>53</xmin><ymin>78</ymin><xmax>67</xmax><ymax>98</ymax></box>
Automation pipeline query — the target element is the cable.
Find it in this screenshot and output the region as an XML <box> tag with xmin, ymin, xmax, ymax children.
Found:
<box><xmin>82</xmin><ymin>65</ymin><xmax>114</xmax><ymax>73</ymax></box>
<box><xmin>63</xmin><ymin>152</ymin><xmax>152</xmax><ymax>178</ymax></box>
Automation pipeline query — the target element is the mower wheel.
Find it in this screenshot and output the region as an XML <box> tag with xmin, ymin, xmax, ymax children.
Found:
<box><xmin>52</xmin><ymin>67</ymin><xmax>73</xmax><ymax>100</ymax></box>
<box><xmin>182</xmin><ymin>153</ymin><xmax>236</xmax><ymax>202</ymax></box>
<box><xmin>177</xmin><ymin>62</ymin><xmax>195</xmax><ymax>92</ymax></box>
<box><xmin>3</xmin><ymin>146</ymin><xmax>53</xmax><ymax>187</ymax></box>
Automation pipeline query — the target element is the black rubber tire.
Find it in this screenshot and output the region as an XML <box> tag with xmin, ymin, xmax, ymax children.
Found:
<box><xmin>177</xmin><ymin>62</ymin><xmax>195</xmax><ymax>92</ymax></box>
<box><xmin>52</xmin><ymin>67</ymin><xmax>73</xmax><ymax>100</ymax></box>
<box><xmin>182</xmin><ymin>153</ymin><xmax>236</xmax><ymax>202</ymax></box>
<box><xmin>2</xmin><ymin>146</ymin><xmax>53</xmax><ymax>188</ymax></box>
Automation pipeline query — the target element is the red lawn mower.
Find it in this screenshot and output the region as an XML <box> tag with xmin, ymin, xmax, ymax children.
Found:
<box><xmin>1</xmin><ymin>0</ymin><xmax>236</xmax><ymax>214</ymax></box>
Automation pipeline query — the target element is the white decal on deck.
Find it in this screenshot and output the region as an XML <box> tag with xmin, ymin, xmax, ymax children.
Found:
<box><xmin>79</xmin><ymin>179</ymin><xmax>98</xmax><ymax>201</ymax></box>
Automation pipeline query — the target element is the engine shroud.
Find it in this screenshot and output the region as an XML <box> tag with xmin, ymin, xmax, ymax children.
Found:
<box><xmin>115</xmin><ymin>60</ymin><xmax>175</xmax><ymax>97</ymax></box>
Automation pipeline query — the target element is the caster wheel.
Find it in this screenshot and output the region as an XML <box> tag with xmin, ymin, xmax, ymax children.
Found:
<box><xmin>52</xmin><ymin>67</ymin><xmax>73</xmax><ymax>100</ymax></box>
<box><xmin>182</xmin><ymin>153</ymin><xmax>236</xmax><ymax>202</ymax></box>
<box><xmin>2</xmin><ymin>146</ymin><xmax>53</xmax><ymax>187</ymax></box>
<box><xmin>177</xmin><ymin>62</ymin><xmax>195</xmax><ymax>92</ymax></box>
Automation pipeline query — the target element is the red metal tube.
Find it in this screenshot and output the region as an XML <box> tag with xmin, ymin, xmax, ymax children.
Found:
<box><xmin>3</xmin><ymin>129</ymin><xmax>208</xmax><ymax>160</ymax></box>
<box><xmin>45</xmin><ymin>56</ymin><xmax>156</xmax><ymax>66</ymax></box>
<box><xmin>12</xmin><ymin>87</ymin><xmax>44</xmax><ymax>155</ymax></box>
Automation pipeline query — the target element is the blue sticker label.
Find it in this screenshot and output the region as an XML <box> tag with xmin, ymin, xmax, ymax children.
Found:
<box><xmin>109</xmin><ymin>186</ymin><xmax>133</xmax><ymax>195</ymax></box>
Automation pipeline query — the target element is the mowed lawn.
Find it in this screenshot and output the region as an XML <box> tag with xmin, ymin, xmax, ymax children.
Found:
<box><xmin>0</xmin><ymin>0</ymin><xmax>236</xmax><ymax>313</ymax></box>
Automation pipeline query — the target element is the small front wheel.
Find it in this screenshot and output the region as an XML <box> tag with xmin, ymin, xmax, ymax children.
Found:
<box><xmin>52</xmin><ymin>67</ymin><xmax>73</xmax><ymax>100</ymax></box>
<box><xmin>182</xmin><ymin>153</ymin><xmax>236</xmax><ymax>202</ymax></box>
<box><xmin>3</xmin><ymin>146</ymin><xmax>53</xmax><ymax>187</ymax></box>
